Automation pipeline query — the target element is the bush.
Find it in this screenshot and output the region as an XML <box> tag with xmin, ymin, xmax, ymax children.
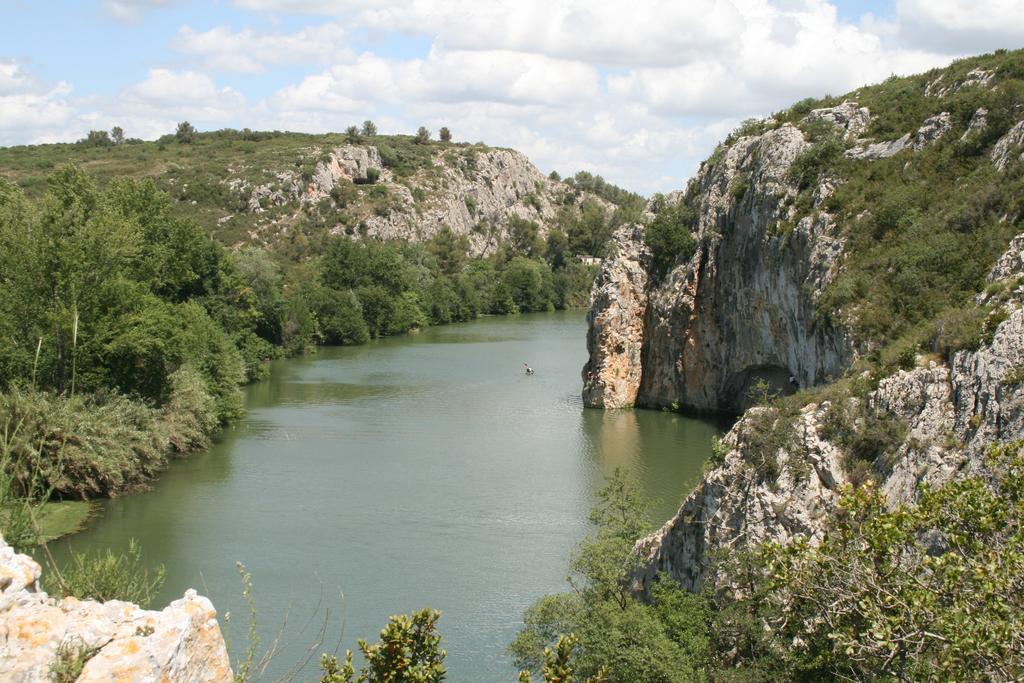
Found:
<box><xmin>175</xmin><ymin>121</ymin><xmax>197</xmax><ymax>144</ymax></box>
<box><xmin>645</xmin><ymin>199</ymin><xmax>697</xmax><ymax>282</ymax></box>
<box><xmin>43</xmin><ymin>538</ymin><xmax>165</xmax><ymax>608</ymax></box>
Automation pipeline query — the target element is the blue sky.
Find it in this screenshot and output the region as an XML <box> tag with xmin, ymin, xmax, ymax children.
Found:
<box><xmin>2</xmin><ymin>0</ymin><xmax>1022</xmax><ymax>193</ymax></box>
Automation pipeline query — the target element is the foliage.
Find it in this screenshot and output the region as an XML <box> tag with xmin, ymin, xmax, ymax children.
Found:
<box><xmin>645</xmin><ymin>197</ymin><xmax>697</xmax><ymax>282</ymax></box>
<box><xmin>415</xmin><ymin>127</ymin><xmax>431</xmax><ymax>144</ymax></box>
<box><xmin>49</xmin><ymin>638</ymin><xmax>100</xmax><ymax>683</ymax></box>
<box><xmin>719</xmin><ymin>441</ymin><xmax>1024</xmax><ymax>681</ymax></box>
<box><xmin>361</xmin><ymin>120</ymin><xmax>378</xmax><ymax>137</ymax></box>
<box><xmin>512</xmin><ymin>470</ymin><xmax>714</xmax><ymax>683</ymax></box>
<box><xmin>43</xmin><ymin>538</ymin><xmax>166</xmax><ymax>608</ymax></box>
<box><xmin>320</xmin><ymin>609</ymin><xmax>446</xmax><ymax>683</ymax></box>
<box><xmin>0</xmin><ymin>373</ymin><xmax>218</xmax><ymax>500</ymax></box>
<box><xmin>175</xmin><ymin>121</ymin><xmax>197</xmax><ymax>144</ymax></box>
<box><xmin>565</xmin><ymin>171</ymin><xmax>645</xmax><ymax>213</ymax></box>
<box><xmin>518</xmin><ymin>635</ymin><xmax>608</xmax><ymax>683</ymax></box>
<box><xmin>439</xmin><ymin>127</ymin><xmax>452</xmax><ymax>142</ymax></box>
<box><xmin>805</xmin><ymin>49</ymin><xmax>1024</xmax><ymax>348</ymax></box>
<box><xmin>78</xmin><ymin>130</ymin><xmax>113</xmax><ymax>148</ymax></box>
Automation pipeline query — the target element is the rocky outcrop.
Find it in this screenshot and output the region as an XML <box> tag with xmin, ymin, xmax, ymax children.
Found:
<box><xmin>582</xmin><ymin>224</ymin><xmax>650</xmax><ymax>408</ymax></box>
<box><xmin>0</xmin><ymin>538</ymin><xmax>231</xmax><ymax>682</ymax></box>
<box><xmin>845</xmin><ymin>112</ymin><xmax>952</xmax><ymax>160</ymax></box>
<box><xmin>807</xmin><ymin>102</ymin><xmax>870</xmax><ymax>140</ymax></box>
<box><xmin>229</xmin><ymin>144</ymin><xmax>609</xmax><ymax>255</ymax></box>
<box><xmin>635</xmin><ymin>235</ymin><xmax>1024</xmax><ymax>592</ymax></box>
<box><xmin>992</xmin><ymin>120</ymin><xmax>1024</xmax><ymax>172</ymax></box>
<box><xmin>960</xmin><ymin>107</ymin><xmax>989</xmax><ymax>141</ymax></box>
<box><xmin>925</xmin><ymin>67</ymin><xmax>994</xmax><ymax>97</ymax></box>
<box><xmin>584</xmin><ymin>107</ymin><xmax>855</xmax><ymax>412</ymax></box>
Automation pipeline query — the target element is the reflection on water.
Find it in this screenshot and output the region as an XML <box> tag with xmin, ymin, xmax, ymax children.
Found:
<box><xmin>45</xmin><ymin>311</ymin><xmax>725</xmax><ymax>682</ymax></box>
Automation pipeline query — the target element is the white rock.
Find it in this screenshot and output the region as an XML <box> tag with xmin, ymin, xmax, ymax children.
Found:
<box><xmin>0</xmin><ymin>537</ymin><xmax>232</xmax><ymax>682</ymax></box>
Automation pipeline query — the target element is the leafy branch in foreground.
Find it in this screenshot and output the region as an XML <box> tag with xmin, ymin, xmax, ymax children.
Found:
<box><xmin>320</xmin><ymin>608</ymin><xmax>447</xmax><ymax>683</ymax></box>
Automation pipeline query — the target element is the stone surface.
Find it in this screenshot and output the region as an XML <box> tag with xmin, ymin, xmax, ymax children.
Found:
<box><xmin>0</xmin><ymin>538</ymin><xmax>231</xmax><ymax>682</ymax></box>
<box><xmin>912</xmin><ymin>112</ymin><xmax>952</xmax><ymax>149</ymax></box>
<box><xmin>845</xmin><ymin>111</ymin><xmax>951</xmax><ymax>160</ymax></box>
<box><xmin>581</xmin><ymin>224</ymin><xmax>650</xmax><ymax>408</ymax></box>
<box><xmin>992</xmin><ymin>120</ymin><xmax>1024</xmax><ymax>172</ymax></box>
<box><xmin>807</xmin><ymin>102</ymin><xmax>871</xmax><ymax>139</ymax></box>
<box><xmin>960</xmin><ymin>107</ymin><xmax>989</xmax><ymax>141</ymax></box>
<box><xmin>230</xmin><ymin>144</ymin><xmax>611</xmax><ymax>255</ymax></box>
<box><xmin>583</xmin><ymin>118</ymin><xmax>852</xmax><ymax>412</ymax></box>
<box><xmin>925</xmin><ymin>67</ymin><xmax>994</xmax><ymax>97</ymax></box>
<box><xmin>634</xmin><ymin>234</ymin><xmax>1024</xmax><ymax>592</ymax></box>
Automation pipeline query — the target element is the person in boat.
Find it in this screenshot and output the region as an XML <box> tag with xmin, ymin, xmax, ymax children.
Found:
<box><xmin>524</xmin><ymin>362</ymin><xmax>535</xmax><ymax>375</ymax></box>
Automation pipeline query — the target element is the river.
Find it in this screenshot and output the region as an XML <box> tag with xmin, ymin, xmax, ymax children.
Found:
<box><xmin>47</xmin><ymin>310</ymin><xmax>724</xmax><ymax>682</ymax></box>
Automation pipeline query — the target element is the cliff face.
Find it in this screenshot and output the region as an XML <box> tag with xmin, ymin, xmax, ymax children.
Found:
<box><xmin>585</xmin><ymin>54</ymin><xmax>1024</xmax><ymax>593</ymax></box>
<box><xmin>584</xmin><ymin>106</ymin><xmax>866</xmax><ymax>412</ymax></box>
<box><xmin>0</xmin><ymin>538</ymin><xmax>231</xmax><ymax>682</ymax></box>
<box><xmin>635</xmin><ymin>232</ymin><xmax>1024</xmax><ymax>592</ymax></box>
<box><xmin>229</xmin><ymin>145</ymin><xmax>609</xmax><ymax>255</ymax></box>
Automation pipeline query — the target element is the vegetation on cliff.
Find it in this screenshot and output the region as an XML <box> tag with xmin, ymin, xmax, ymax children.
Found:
<box><xmin>510</xmin><ymin>444</ymin><xmax>1024</xmax><ymax>682</ymax></box>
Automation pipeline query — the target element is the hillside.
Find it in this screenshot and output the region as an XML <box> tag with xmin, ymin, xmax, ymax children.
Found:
<box><xmin>0</xmin><ymin>131</ymin><xmax>640</xmax><ymax>258</ymax></box>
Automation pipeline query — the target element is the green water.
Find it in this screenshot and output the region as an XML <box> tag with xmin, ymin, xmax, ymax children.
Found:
<box><xmin>47</xmin><ymin>311</ymin><xmax>724</xmax><ymax>681</ymax></box>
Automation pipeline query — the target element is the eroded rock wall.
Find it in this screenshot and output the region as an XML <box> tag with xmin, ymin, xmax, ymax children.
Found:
<box><xmin>584</xmin><ymin>108</ymin><xmax>859</xmax><ymax>412</ymax></box>
<box><xmin>635</xmin><ymin>235</ymin><xmax>1024</xmax><ymax>592</ymax></box>
<box><xmin>231</xmin><ymin>145</ymin><xmax>610</xmax><ymax>255</ymax></box>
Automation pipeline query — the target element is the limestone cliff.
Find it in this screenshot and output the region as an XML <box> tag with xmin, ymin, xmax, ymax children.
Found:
<box><xmin>227</xmin><ymin>144</ymin><xmax>610</xmax><ymax>255</ymax></box>
<box><xmin>584</xmin><ymin>53</ymin><xmax>1024</xmax><ymax>593</ymax></box>
<box><xmin>0</xmin><ymin>538</ymin><xmax>231</xmax><ymax>682</ymax></box>
<box><xmin>584</xmin><ymin>106</ymin><xmax>865</xmax><ymax>412</ymax></box>
<box><xmin>635</xmin><ymin>234</ymin><xmax>1024</xmax><ymax>590</ymax></box>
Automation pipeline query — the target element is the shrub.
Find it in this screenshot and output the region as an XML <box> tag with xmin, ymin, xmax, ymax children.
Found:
<box><xmin>645</xmin><ymin>199</ymin><xmax>697</xmax><ymax>282</ymax></box>
<box><xmin>44</xmin><ymin>538</ymin><xmax>166</xmax><ymax>608</ymax></box>
<box><xmin>321</xmin><ymin>609</ymin><xmax>446</xmax><ymax>683</ymax></box>
<box><xmin>175</xmin><ymin>121</ymin><xmax>196</xmax><ymax>144</ymax></box>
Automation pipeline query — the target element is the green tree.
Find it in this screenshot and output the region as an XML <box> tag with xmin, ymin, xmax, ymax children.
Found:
<box><xmin>511</xmin><ymin>469</ymin><xmax>713</xmax><ymax>682</ymax></box>
<box><xmin>645</xmin><ymin>197</ymin><xmax>697</xmax><ymax>283</ymax></box>
<box><xmin>110</xmin><ymin>126</ymin><xmax>125</xmax><ymax>145</ymax></box>
<box><xmin>361</xmin><ymin>120</ymin><xmax>378</xmax><ymax>136</ymax></box>
<box><xmin>315</xmin><ymin>289</ymin><xmax>369</xmax><ymax>345</ymax></box>
<box><xmin>427</xmin><ymin>226</ymin><xmax>470</xmax><ymax>275</ymax></box>
<box><xmin>415</xmin><ymin>126</ymin><xmax>431</xmax><ymax>144</ymax></box>
<box><xmin>345</xmin><ymin>125</ymin><xmax>361</xmax><ymax>143</ymax></box>
<box><xmin>79</xmin><ymin>130</ymin><xmax>112</xmax><ymax>148</ymax></box>
<box><xmin>175</xmin><ymin>121</ymin><xmax>197</xmax><ymax>144</ymax></box>
<box><xmin>439</xmin><ymin>127</ymin><xmax>452</xmax><ymax>142</ymax></box>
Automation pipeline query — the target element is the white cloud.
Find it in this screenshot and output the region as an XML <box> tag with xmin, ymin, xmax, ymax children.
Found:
<box><xmin>102</xmin><ymin>0</ymin><xmax>177</xmax><ymax>23</ymax></box>
<box><xmin>172</xmin><ymin>23</ymin><xmax>353</xmax><ymax>73</ymax></box>
<box><xmin>0</xmin><ymin>61</ymin><xmax>77</xmax><ymax>146</ymax></box>
<box><xmin>893</xmin><ymin>0</ymin><xmax>1024</xmax><ymax>53</ymax></box>
<box><xmin>122</xmin><ymin>69</ymin><xmax>245</xmax><ymax>113</ymax></box>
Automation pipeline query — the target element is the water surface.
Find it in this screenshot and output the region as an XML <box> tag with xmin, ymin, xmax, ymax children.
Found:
<box><xmin>48</xmin><ymin>311</ymin><xmax>723</xmax><ymax>681</ymax></box>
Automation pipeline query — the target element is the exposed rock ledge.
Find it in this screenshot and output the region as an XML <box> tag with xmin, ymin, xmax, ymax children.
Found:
<box><xmin>0</xmin><ymin>538</ymin><xmax>231</xmax><ymax>682</ymax></box>
<box><xmin>635</xmin><ymin>234</ymin><xmax>1024</xmax><ymax>592</ymax></box>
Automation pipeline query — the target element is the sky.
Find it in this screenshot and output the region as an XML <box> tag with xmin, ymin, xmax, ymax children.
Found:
<box><xmin>2</xmin><ymin>1</ymin><xmax>1023</xmax><ymax>194</ymax></box>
